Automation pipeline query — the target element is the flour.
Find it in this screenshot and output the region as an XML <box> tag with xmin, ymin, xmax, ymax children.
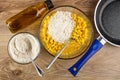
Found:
<box><xmin>48</xmin><ymin>11</ymin><xmax>74</xmax><ymax>44</ymax></box>
<box><xmin>8</xmin><ymin>33</ymin><xmax>40</xmax><ymax>63</ymax></box>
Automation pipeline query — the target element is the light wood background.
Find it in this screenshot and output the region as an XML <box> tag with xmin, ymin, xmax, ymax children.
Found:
<box><xmin>0</xmin><ymin>0</ymin><xmax>120</xmax><ymax>80</ymax></box>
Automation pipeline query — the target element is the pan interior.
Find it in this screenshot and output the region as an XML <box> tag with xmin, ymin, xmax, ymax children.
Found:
<box><xmin>101</xmin><ymin>0</ymin><xmax>120</xmax><ymax>42</ymax></box>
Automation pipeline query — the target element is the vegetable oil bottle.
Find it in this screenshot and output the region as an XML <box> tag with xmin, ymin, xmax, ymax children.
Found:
<box><xmin>6</xmin><ymin>0</ymin><xmax>54</xmax><ymax>33</ymax></box>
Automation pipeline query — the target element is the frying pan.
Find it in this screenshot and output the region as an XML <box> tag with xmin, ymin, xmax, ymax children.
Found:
<box><xmin>68</xmin><ymin>0</ymin><xmax>120</xmax><ymax>76</ymax></box>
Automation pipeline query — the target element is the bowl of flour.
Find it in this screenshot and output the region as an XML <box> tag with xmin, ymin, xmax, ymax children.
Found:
<box><xmin>8</xmin><ymin>32</ymin><xmax>40</xmax><ymax>64</ymax></box>
<box><xmin>39</xmin><ymin>6</ymin><xmax>93</xmax><ymax>59</ymax></box>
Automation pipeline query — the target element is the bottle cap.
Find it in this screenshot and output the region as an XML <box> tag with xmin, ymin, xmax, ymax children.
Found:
<box><xmin>45</xmin><ymin>0</ymin><xmax>54</xmax><ymax>10</ymax></box>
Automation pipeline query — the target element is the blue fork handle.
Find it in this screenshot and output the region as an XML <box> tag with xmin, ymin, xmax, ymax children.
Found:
<box><xmin>68</xmin><ymin>38</ymin><xmax>106</xmax><ymax>76</ymax></box>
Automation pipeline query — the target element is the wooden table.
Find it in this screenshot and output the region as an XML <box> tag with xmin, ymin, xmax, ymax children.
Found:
<box><xmin>0</xmin><ymin>0</ymin><xmax>120</xmax><ymax>80</ymax></box>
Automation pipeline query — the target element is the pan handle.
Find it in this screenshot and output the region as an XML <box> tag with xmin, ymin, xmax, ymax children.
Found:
<box><xmin>68</xmin><ymin>36</ymin><xmax>106</xmax><ymax>76</ymax></box>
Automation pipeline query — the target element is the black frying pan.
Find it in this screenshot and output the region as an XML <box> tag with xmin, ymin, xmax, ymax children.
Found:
<box><xmin>68</xmin><ymin>0</ymin><xmax>120</xmax><ymax>76</ymax></box>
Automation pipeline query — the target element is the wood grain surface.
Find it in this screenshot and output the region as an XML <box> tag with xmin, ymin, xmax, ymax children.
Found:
<box><xmin>0</xmin><ymin>0</ymin><xmax>120</xmax><ymax>80</ymax></box>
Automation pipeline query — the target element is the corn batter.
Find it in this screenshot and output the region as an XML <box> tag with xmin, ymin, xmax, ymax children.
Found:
<box><xmin>40</xmin><ymin>11</ymin><xmax>91</xmax><ymax>58</ymax></box>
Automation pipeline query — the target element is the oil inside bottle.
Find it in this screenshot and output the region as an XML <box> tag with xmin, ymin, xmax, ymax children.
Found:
<box><xmin>6</xmin><ymin>0</ymin><xmax>53</xmax><ymax>33</ymax></box>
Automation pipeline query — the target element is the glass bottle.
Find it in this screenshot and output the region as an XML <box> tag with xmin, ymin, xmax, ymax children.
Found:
<box><xmin>6</xmin><ymin>0</ymin><xmax>54</xmax><ymax>33</ymax></box>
